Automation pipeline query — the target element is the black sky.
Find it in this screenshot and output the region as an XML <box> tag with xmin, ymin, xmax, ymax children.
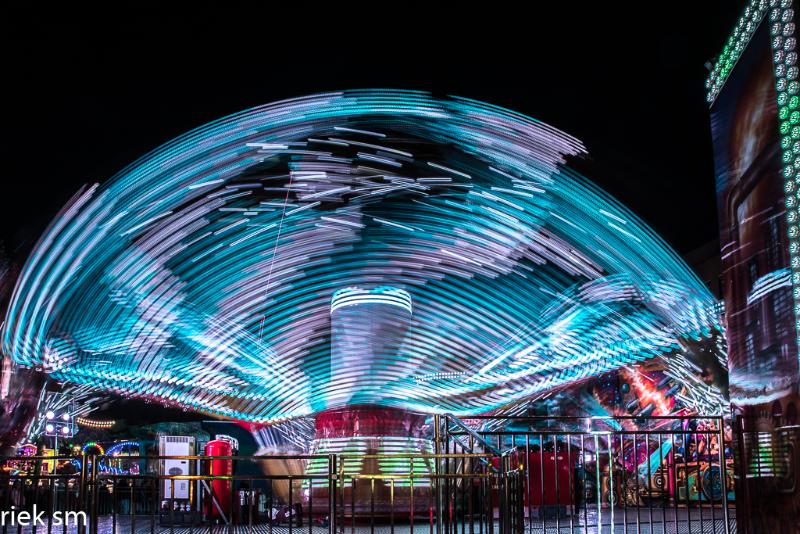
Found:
<box><xmin>1</xmin><ymin>3</ymin><xmax>742</xmax><ymax>262</ymax></box>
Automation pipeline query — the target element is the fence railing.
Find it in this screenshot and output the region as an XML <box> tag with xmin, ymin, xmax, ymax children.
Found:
<box><xmin>440</xmin><ymin>414</ymin><xmax>734</xmax><ymax>533</ymax></box>
<box><xmin>0</xmin><ymin>452</ymin><xmax>523</xmax><ymax>534</ymax></box>
<box><xmin>0</xmin><ymin>415</ymin><xmax>735</xmax><ymax>533</ymax></box>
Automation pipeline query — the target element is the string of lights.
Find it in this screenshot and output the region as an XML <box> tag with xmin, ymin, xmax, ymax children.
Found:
<box><xmin>709</xmin><ymin>0</ymin><xmax>800</xmax><ymax>369</ymax></box>
<box><xmin>706</xmin><ymin>0</ymin><xmax>770</xmax><ymax>104</ymax></box>
<box><xmin>768</xmin><ymin>0</ymin><xmax>800</xmax><ymax>355</ymax></box>
<box><xmin>75</xmin><ymin>416</ymin><xmax>115</xmax><ymax>429</ymax></box>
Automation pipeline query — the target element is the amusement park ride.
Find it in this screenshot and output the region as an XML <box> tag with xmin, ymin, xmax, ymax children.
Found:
<box><xmin>0</xmin><ymin>90</ymin><xmax>737</xmax><ymax>529</ymax></box>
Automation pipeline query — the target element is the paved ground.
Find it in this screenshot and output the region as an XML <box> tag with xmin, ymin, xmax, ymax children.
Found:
<box><xmin>6</xmin><ymin>508</ymin><xmax>736</xmax><ymax>534</ymax></box>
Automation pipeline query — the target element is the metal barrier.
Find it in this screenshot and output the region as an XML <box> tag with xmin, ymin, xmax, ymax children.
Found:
<box><xmin>0</xmin><ymin>453</ymin><xmax>336</xmax><ymax>534</ymax></box>
<box><xmin>0</xmin><ymin>416</ymin><xmax>735</xmax><ymax>533</ymax></box>
<box><xmin>0</xmin><ymin>452</ymin><xmax>525</xmax><ymax>534</ymax></box>
<box><xmin>0</xmin><ymin>453</ymin><xmax>87</xmax><ymax>534</ymax></box>
<box><xmin>334</xmin><ymin>453</ymin><xmax>520</xmax><ymax>534</ymax></box>
<box><xmin>441</xmin><ymin>414</ymin><xmax>735</xmax><ymax>533</ymax></box>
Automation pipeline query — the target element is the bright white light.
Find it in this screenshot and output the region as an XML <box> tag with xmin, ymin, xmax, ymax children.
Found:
<box><xmin>45</xmin><ymin>424</ymin><xmax>55</xmax><ymax>433</ymax></box>
<box><xmin>61</xmin><ymin>426</ymin><xmax>70</xmax><ymax>435</ymax></box>
<box><xmin>330</xmin><ymin>286</ymin><xmax>413</xmax><ymax>315</ymax></box>
<box><xmin>45</xmin><ymin>411</ymin><xmax>55</xmax><ymax>420</ymax></box>
<box><xmin>61</xmin><ymin>413</ymin><xmax>70</xmax><ymax>422</ymax></box>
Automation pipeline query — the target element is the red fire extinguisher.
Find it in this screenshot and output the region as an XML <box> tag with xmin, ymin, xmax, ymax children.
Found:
<box><xmin>205</xmin><ymin>439</ymin><xmax>233</xmax><ymax>519</ymax></box>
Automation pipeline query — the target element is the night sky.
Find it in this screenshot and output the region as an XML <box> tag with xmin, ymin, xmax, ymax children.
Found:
<box><xmin>1</xmin><ymin>3</ymin><xmax>742</xmax><ymax>263</ymax></box>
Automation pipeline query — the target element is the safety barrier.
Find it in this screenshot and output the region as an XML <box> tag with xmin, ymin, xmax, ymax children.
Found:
<box><xmin>0</xmin><ymin>415</ymin><xmax>734</xmax><ymax>533</ymax></box>
<box><xmin>440</xmin><ymin>414</ymin><xmax>734</xmax><ymax>533</ymax></box>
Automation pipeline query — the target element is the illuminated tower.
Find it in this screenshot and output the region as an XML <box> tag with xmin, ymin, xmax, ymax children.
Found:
<box><xmin>329</xmin><ymin>286</ymin><xmax>413</xmax><ymax>407</ymax></box>
<box><xmin>307</xmin><ymin>287</ymin><xmax>430</xmax><ymax>512</ymax></box>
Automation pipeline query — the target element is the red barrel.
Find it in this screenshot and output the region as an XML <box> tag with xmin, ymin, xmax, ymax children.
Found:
<box><xmin>205</xmin><ymin>439</ymin><xmax>233</xmax><ymax>519</ymax></box>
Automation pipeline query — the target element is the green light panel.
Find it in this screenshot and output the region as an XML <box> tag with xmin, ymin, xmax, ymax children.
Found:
<box><xmin>768</xmin><ymin>0</ymin><xmax>800</xmax><ymax>353</ymax></box>
<box><xmin>706</xmin><ymin>0</ymin><xmax>769</xmax><ymax>104</ymax></box>
<box><xmin>709</xmin><ymin>0</ymin><xmax>800</xmax><ymax>362</ymax></box>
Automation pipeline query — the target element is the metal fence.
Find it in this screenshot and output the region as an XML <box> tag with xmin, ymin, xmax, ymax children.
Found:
<box><xmin>0</xmin><ymin>415</ymin><xmax>734</xmax><ymax>533</ymax></box>
<box><xmin>441</xmin><ymin>414</ymin><xmax>734</xmax><ymax>533</ymax></box>
<box><xmin>334</xmin><ymin>452</ymin><xmax>520</xmax><ymax>534</ymax></box>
